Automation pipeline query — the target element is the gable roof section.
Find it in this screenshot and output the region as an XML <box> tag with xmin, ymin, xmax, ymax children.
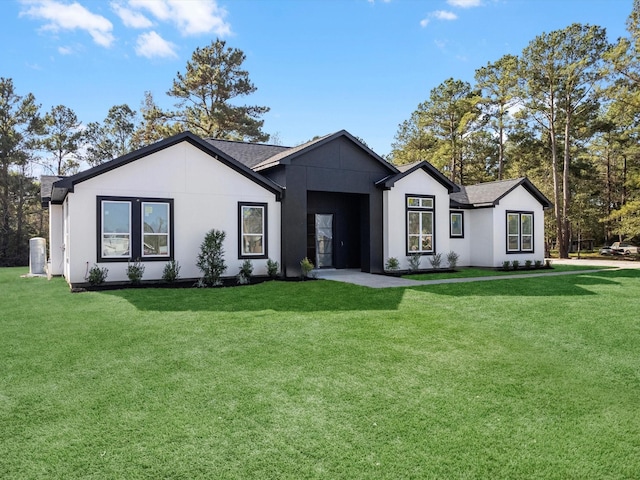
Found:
<box><xmin>204</xmin><ymin>138</ymin><xmax>290</xmax><ymax>169</ymax></box>
<box><xmin>40</xmin><ymin>175</ymin><xmax>65</xmax><ymax>207</ymax></box>
<box><xmin>376</xmin><ymin>161</ymin><xmax>459</xmax><ymax>193</ymax></box>
<box><xmin>451</xmin><ymin>177</ymin><xmax>552</xmax><ymax>209</ymax></box>
<box><xmin>45</xmin><ymin>131</ymin><xmax>283</xmax><ymax>206</ymax></box>
<box><xmin>251</xmin><ymin>130</ymin><xmax>399</xmax><ymax>175</ymax></box>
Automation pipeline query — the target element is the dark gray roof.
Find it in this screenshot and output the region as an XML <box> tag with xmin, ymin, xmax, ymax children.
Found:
<box><xmin>42</xmin><ymin>131</ymin><xmax>283</xmax><ymax>207</ymax></box>
<box><xmin>451</xmin><ymin>178</ymin><xmax>552</xmax><ymax>208</ymax></box>
<box><xmin>252</xmin><ymin>130</ymin><xmax>398</xmax><ymax>174</ymax></box>
<box><xmin>40</xmin><ymin>175</ymin><xmax>65</xmax><ymax>206</ymax></box>
<box><xmin>204</xmin><ymin>138</ymin><xmax>290</xmax><ymax>169</ymax></box>
<box><xmin>376</xmin><ymin>161</ymin><xmax>459</xmax><ymax>193</ymax></box>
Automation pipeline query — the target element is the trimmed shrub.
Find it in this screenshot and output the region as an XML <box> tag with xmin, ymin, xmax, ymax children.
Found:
<box><xmin>162</xmin><ymin>260</ymin><xmax>181</xmax><ymax>283</ymax></box>
<box><xmin>196</xmin><ymin>229</ymin><xmax>227</xmax><ymax>286</ymax></box>
<box><xmin>429</xmin><ymin>252</ymin><xmax>442</xmax><ymax>269</ymax></box>
<box><xmin>266</xmin><ymin>258</ymin><xmax>279</xmax><ymax>278</ymax></box>
<box><xmin>87</xmin><ymin>264</ymin><xmax>108</xmax><ymax>285</ymax></box>
<box><xmin>237</xmin><ymin>259</ymin><xmax>253</xmax><ymax>285</ymax></box>
<box><xmin>385</xmin><ymin>257</ymin><xmax>400</xmax><ymax>271</ymax></box>
<box><xmin>300</xmin><ymin>257</ymin><xmax>314</xmax><ymax>279</ymax></box>
<box><xmin>446</xmin><ymin>251</ymin><xmax>459</xmax><ymax>269</ymax></box>
<box><xmin>408</xmin><ymin>253</ymin><xmax>422</xmax><ymax>272</ymax></box>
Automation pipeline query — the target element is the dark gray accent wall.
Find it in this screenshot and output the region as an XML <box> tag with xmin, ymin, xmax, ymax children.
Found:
<box><xmin>261</xmin><ymin>137</ymin><xmax>392</xmax><ymax>277</ymax></box>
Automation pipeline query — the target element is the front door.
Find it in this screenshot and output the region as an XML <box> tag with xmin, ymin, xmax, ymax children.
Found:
<box><xmin>315</xmin><ymin>214</ymin><xmax>333</xmax><ymax>268</ymax></box>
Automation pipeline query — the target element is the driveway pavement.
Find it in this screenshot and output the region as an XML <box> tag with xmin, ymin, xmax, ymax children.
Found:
<box><xmin>314</xmin><ymin>258</ymin><xmax>638</xmax><ymax>289</ymax></box>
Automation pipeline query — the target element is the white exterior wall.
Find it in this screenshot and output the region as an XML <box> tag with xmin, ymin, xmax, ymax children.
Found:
<box><xmin>63</xmin><ymin>142</ymin><xmax>281</xmax><ymax>285</ymax></box>
<box><xmin>491</xmin><ymin>186</ymin><xmax>546</xmax><ymax>267</ymax></box>
<box><xmin>47</xmin><ymin>203</ymin><xmax>64</xmax><ymax>276</ymax></box>
<box><xmin>466</xmin><ymin>208</ymin><xmax>494</xmax><ymax>266</ymax></box>
<box><xmin>383</xmin><ymin>169</ymin><xmax>452</xmax><ymax>270</ymax></box>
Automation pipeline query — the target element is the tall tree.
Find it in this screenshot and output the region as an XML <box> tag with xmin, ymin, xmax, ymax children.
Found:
<box><xmin>0</xmin><ymin>77</ymin><xmax>43</xmax><ymax>266</ymax></box>
<box><xmin>167</xmin><ymin>39</ymin><xmax>270</xmax><ymax>142</ymax></box>
<box><xmin>82</xmin><ymin>104</ymin><xmax>138</xmax><ymax>166</ymax></box>
<box><xmin>475</xmin><ymin>54</ymin><xmax>520</xmax><ymax>180</ymax></box>
<box><xmin>132</xmin><ymin>91</ymin><xmax>182</xmax><ymax>149</ymax></box>
<box><xmin>518</xmin><ymin>23</ymin><xmax>609</xmax><ymax>258</ymax></box>
<box><xmin>391</xmin><ymin>78</ymin><xmax>482</xmax><ymax>183</ymax></box>
<box><xmin>41</xmin><ymin>105</ymin><xmax>83</xmax><ymax>175</ymax></box>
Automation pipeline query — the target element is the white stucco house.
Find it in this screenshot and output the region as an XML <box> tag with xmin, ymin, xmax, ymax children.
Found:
<box><xmin>41</xmin><ymin>130</ymin><xmax>551</xmax><ymax>287</ymax></box>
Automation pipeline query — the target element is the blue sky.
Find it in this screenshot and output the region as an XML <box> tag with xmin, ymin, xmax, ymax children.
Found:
<box><xmin>0</xmin><ymin>0</ymin><xmax>634</xmax><ymax>159</ymax></box>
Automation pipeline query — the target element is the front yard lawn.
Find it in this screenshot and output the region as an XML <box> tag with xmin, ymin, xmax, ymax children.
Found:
<box><xmin>2</xmin><ymin>267</ymin><xmax>639</xmax><ymax>479</ymax></box>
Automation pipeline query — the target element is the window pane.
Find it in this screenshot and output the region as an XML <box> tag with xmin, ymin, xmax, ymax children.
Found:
<box><xmin>420</xmin><ymin>198</ymin><xmax>433</xmax><ymax>209</ymax></box>
<box><xmin>408</xmin><ymin>212</ymin><xmax>420</xmax><ymax>234</ymax></box>
<box><xmin>508</xmin><ymin>235</ymin><xmax>519</xmax><ymax>251</ymax></box>
<box><xmin>407</xmin><ymin>197</ymin><xmax>420</xmax><ymax>207</ymax></box>
<box><xmin>144</xmin><ymin>234</ymin><xmax>169</xmax><ymax>256</ymax></box>
<box><xmin>507</xmin><ymin>214</ymin><xmax>519</xmax><ymax>235</ymax></box>
<box><xmin>421</xmin><ymin>212</ymin><xmax>433</xmax><ymax>234</ymax></box>
<box><xmin>103</xmin><ymin>202</ymin><xmax>130</xmax><ymax>234</ymax></box>
<box><xmin>451</xmin><ymin>213</ymin><xmax>462</xmax><ymax>236</ymax></box>
<box><xmin>243</xmin><ymin>207</ymin><xmax>263</xmax><ymax>234</ymax></box>
<box><xmin>522</xmin><ymin>235</ymin><xmax>533</xmax><ymax>251</ymax></box>
<box><xmin>143</xmin><ymin>203</ymin><xmax>168</xmax><ymax>234</ymax></box>
<box><xmin>103</xmin><ymin>234</ymin><xmax>130</xmax><ymax>257</ymax></box>
<box><xmin>408</xmin><ymin>235</ymin><xmax>420</xmax><ymax>252</ymax></box>
<box><xmin>521</xmin><ymin>214</ymin><xmax>532</xmax><ymax>235</ymax></box>
<box><xmin>422</xmin><ymin>235</ymin><xmax>433</xmax><ymax>252</ymax></box>
<box><xmin>243</xmin><ymin>235</ymin><xmax>263</xmax><ymax>255</ymax></box>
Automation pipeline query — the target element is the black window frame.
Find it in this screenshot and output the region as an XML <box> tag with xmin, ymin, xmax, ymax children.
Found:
<box><xmin>450</xmin><ymin>210</ymin><xmax>464</xmax><ymax>238</ymax></box>
<box><xmin>238</xmin><ymin>202</ymin><xmax>268</xmax><ymax>259</ymax></box>
<box><xmin>506</xmin><ymin>210</ymin><xmax>534</xmax><ymax>254</ymax></box>
<box><xmin>405</xmin><ymin>194</ymin><xmax>435</xmax><ymax>256</ymax></box>
<box><xmin>97</xmin><ymin>196</ymin><xmax>174</xmax><ymax>263</ymax></box>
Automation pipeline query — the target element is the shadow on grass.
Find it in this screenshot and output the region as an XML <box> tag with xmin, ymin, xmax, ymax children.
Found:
<box><xmin>409</xmin><ymin>269</ymin><xmax>640</xmax><ymax>297</ymax></box>
<box><xmin>100</xmin><ymin>279</ymin><xmax>407</xmax><ymax>313</ymax></box>
<box><xmin>99</xmin><ymin>269</ymin><xmax>640</xmax><ymax>312</ymax></box>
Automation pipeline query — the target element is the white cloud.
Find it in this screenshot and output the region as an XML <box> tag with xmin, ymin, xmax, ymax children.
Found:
<box><xmin>128</xmin><ymin>0</ymin><xmax>231</xmax><ymax>36</ymax></box>
<box><xmin>19</xmin><ymin>0</ymin><xmax>115</xmax><ymax>47</ymax></box>
<box><xmin>420</xmin><ymin>10</ymin><xmax>458</xmax><ymax>27</ymax></box>
<box><xmin>111</xmin><ymin>2</ymin><xmax>153</xmax><ymax>28</ymax></box>
<box><xmin>135</xmin><ymin>31</ymin><xmax>177</xmax><ymax>58</ymax></box>
<box><xmin>433</xmin><ymin>10</ymin><xmax>457</xmax><ymax>21</ymax></box>
<box><xmin>58</xmin><ymin>45</ymin><xmax>74</xmax><ymax>54</ymax></box>
<box><xmin>447</xmin><ymin>0</ymin><xmax>482</xmax><ymax>7</ymax></box>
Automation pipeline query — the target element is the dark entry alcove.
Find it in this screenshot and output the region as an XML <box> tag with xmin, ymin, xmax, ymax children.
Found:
<box><xmin>306</xmin><ymin>191</ymin><xmax>363</xmax><ymax>269</ymax></box>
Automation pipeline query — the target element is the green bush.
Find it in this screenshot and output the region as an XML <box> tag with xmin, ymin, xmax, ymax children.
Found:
<box><xmin>126</xmin><ymin>258</ymin><xmax>145</xmax><ymax>284</ymax></box>
<box><xmin>300</xmin><ymin>257</ymin><xmax>314</xmax><ymax>279</ymax></box>
<box><xmin>196</xmin><ymin>229</ymin><xmax>227</xmax><ymax>287</ymax></box>
<box><xmin>446</xmin><ymin>251</ymin><xmax>459</xmax><ymax>269</ymax></box>
<box><xmin>385</xmin><ymin>257</ymin><xmax>400</xmax><ymax>271</ymax></box>
<box><xmin>237</xmin><ymin>259</ymin><xmax>253</xmax><ymax>285</ymax></box>
<box><xmin>512</xmin><ymin>260</ymin><xmax>520</xmax><ymax>270</ymax></box>
<box><xmin>429</xmin><ymin>252</ymin><xmax>442</xmax><ymax>269</ymax></box>
<box><xmin>266</xmin><ymin>258</ymin><xmax>279</xmax><ymax>278</ymax></box>
<box><xmin>162</xmin><ymin>260</ymin><xmax>181</xmax><ymax>283</ymax></box>
<box><xmin>408</xmin><ymin>253</ymin><xmax>422</xmax><ymax>272</ymax></box>
<box><xmin>502</xmin><ymin>261</ymin><xmax>511</xmax><ymax>271</ymax></box>
<box><xmin>86</xmin><ymin>264</ymin><xmax>108</xmax><ymax>285</ymax></box>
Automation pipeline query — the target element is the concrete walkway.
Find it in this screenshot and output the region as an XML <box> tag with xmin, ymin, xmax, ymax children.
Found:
<box><xmin>313</xmin><ymin>258</ymin><xmax>637</xmax><ymax>289</ymax></box>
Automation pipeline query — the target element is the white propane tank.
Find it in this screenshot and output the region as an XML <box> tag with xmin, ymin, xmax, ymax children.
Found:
<box><xmin>29</xmin><ymin>237</ymin><xmax>46</xmax><ymax>275</ymax></box>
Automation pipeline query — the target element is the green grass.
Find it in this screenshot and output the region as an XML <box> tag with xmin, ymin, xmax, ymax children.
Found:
<box><xmin>403</xmin><ymin>263</ymin><xmax>609</xmax><ymax>281</ymax></box>
<box><xmin>2</xmin><ymin>267</ymin><xmax>640</xmax><ymax>479</ymax></box>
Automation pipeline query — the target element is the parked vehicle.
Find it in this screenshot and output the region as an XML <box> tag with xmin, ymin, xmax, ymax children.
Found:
<box><xmin>601</xmin><ymin>242</ymin><xmax>638</xmax><ymax>256</ymax></box>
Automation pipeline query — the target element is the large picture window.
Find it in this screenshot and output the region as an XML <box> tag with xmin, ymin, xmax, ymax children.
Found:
<box><xmin>406</xmin><ymin>195</ymin><xmax>435</xmax><ymax>254</ymax></box>
<box><xmin>98</xmin><ymin>197</ymin><xmax>173</xmax><ymax>262</ymax></box>
<box><xmin>101</xmin><ymin>201</ymin><xmax>131</xmax><ymax>258</ymax></box>
<box><xmin>239</xmin><ymin>202</ymin><xmax>268</xmax><ymax>258</ymax></box>
<box><xmin>506</xmin><ymin>211</ymin><xmax>534</xmax><ymax>253</ymax></box>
